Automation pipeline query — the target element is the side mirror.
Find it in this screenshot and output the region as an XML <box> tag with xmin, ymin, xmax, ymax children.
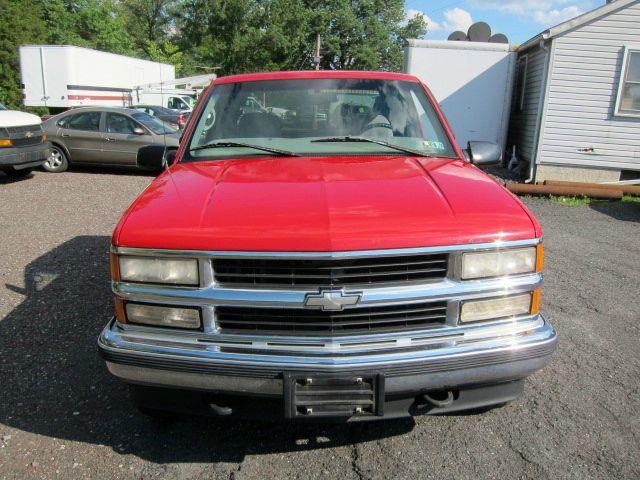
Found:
<box><xmin>466</xmin><ymin>141</ymin><xmax>502</xmax><ymax>166</ymax></box>
<box><xmin>133</xmin><ymin>127</ymin><xmax>146</xmax><ymax>135</ymax></box>
<box><xmin>137</xmin><ymin>145</ymin><xmax>167</xmax><ymax>171</ymax></box>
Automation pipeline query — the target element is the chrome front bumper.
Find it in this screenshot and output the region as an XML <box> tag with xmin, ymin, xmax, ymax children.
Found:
<box><xmin>98</xmin><ymin>314</ymin><xmax>557</xmax><ymax>396</ymax></box>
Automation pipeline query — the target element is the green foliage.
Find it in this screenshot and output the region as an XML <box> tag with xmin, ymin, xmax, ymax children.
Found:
<box><xmin>41</xmin><ymin>0</ymin><xmax>135</xmax><ymax>55</ymax></box>
<box><xmin>548</xmin><ymin>195</ymin><xmax>592</xmax><ymax>207</ymax></box>
<box><xmin>547</xmin><ymin>194</ymin><xmax>640</xmax><ymax>206</ymax></box>
<box><xmin>307</xmin><ymin>0</ymin><xmax>426</xmax><ymax>71</ymax></box>
<box><xmin>0</xmin><ymin>0</ymin><xmax>46</xmax><ymax>108</ymax></box>
<box><xmin>1</xmin><ymin>0</ymin><xmax>428</xmax><ymax>109</ymax></box>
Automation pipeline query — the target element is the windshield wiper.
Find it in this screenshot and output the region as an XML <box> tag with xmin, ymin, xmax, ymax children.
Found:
<box><xmin>311</xmin><ymin>136</ymin><xmax>432</xmax><ymax>157</ymax></box>
<box><xmin>190</xmin><ymin>141</ymin><xmax>300</xmax><ymax>157</ymax></box>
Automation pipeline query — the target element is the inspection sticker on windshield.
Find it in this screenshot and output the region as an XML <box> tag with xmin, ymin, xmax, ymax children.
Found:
<box><xmin>423</xmin><ymin>140</ymin><xmax>446</xmax><ymax>150</ymax></box>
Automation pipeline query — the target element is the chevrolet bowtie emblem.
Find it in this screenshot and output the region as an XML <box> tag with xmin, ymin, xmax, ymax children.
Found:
<box><xmin>304</xmin><ymin>289</ymin><xmax>362</xmax><ymax>311</ymax></box>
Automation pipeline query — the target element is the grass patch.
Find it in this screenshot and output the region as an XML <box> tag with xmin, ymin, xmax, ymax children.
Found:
<box><xmin>548</xmin><ymin>195</ymin><xmax>591</xmax><ymax>207</ymax></box>
<box><xmin>544</xmin><ymin>194</ymin><xmax>639</xmax><ymax>206</ymax></box>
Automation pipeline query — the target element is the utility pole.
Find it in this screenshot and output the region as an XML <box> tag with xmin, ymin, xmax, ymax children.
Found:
<box><xmin>314</xmin><ymin>34</ymin><xmax>321</xmax><ymax>70</ymax></box>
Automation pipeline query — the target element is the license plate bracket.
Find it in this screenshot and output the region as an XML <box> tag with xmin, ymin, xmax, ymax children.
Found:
<box><xmin>284</xmin><ymin>373</ymin><xmax>384</xmax><ymax>418</ymax></box>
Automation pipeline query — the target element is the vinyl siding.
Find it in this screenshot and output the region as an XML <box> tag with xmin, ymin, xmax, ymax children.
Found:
<box><xmin>538</xmin><ymin>1</ymin><xmax>640</xmax><ymax>170</ymax></box>
<box><xmin>508</xmin><ymin>46</ymin><xmax>548</xmax><ymax>163</ymax></box>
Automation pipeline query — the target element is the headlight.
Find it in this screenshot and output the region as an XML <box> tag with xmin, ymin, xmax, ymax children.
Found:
<box><xmin>118</xmin><ymin>256</ymin><xmax>199</xmax><ymax>286</ymax></box>
<box><xmin>461</xmin><ymin>246</ymin><xmax>538</xmax><ymax>280</ymax></box>
<box><xmin>460</xmin><ymin>293</ymin><xmax>533</xmax><ymax>323</ymax></box>
<box><xmin>125</xmin><ymin>303</ymin><xmax>201</xmax><ymax>329</ymax></box>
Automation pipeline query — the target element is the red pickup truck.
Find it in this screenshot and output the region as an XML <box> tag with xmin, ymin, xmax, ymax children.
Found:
<box><xmin>99</xmin><ymin>71</ymin><xmax>557</xmax><ymax>421</ymax></box>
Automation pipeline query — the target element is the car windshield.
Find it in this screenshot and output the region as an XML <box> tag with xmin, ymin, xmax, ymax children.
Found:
<box><xmin>0</xmin><ymin>103</ymin><xmax>6</xmax><ymax>110</ymax></box>
<box><xmin>181</xmin><ymin>96</ymin><xmax>195</xmax><ymax>109</ymax></box>
<box><xmin>131</xmin><ymin>112</ymin><xmax>177</xmax><ymax>134</ymax></box>
<box><xmin>186</xmin><ymin>78</ymin><xmax>457</xmax><ymax>161</ymax></box>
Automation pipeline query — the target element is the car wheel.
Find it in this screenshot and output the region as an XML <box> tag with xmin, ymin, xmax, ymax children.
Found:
<box><xmin>43</xmin><ymin>146</ymin><xmax>69</xmax><ymax>172</ymax></box>
<box><xmin>2</xmin><ymin>167</ymin><xmax>32</xmax><ymax>178</ymax></box>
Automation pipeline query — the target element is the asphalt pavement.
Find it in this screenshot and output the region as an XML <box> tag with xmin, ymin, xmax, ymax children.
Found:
<box><xmin>0</xmin><ymin>168</ymin><xmax>638</xmax><ymax>480</ymax></box>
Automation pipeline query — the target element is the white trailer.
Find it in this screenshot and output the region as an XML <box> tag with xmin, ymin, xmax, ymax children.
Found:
<box><xmin>403</xmin><ymin>39</ymin><xmax>516</xmax><ymax>153</ymax></box>
<box><xmin>19</xmin><ymin>45</ymin><xmax>175</xmax><ymax>109</ymax></box>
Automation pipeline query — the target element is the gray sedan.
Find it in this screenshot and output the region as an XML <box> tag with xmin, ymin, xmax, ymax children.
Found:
<box><xmin>42</xmin><ymin>107</ymin><xmax>180</xmax><ymax>172</ymax></box>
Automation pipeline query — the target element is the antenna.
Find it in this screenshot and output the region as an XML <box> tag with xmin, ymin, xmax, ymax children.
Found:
<box><xmin>160</xmin><ymin>60</ymin><xmax>168</xmax><ymax>170</ymax></box>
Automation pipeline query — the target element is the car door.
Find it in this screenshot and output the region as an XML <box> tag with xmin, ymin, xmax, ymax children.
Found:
<box><xmin>56</xmin><ymin>111</ymin><xmax>104</xmax><ymax>164</ymax></box>
<box><xmin>102</xmin><ymin>112</ymin><xmax>155</xmax><ymax>166</ymax></box>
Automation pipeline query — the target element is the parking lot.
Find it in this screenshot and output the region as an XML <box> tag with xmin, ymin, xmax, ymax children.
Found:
<box><xmin>0</xmin><ymin>169</ymin><xmax>638</xmax><ymax>480</ymax></box>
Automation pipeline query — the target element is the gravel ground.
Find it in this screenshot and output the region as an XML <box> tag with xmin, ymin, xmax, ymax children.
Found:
<box><xmin>0</xmin><ymin>169</ymin><xmax>638</xmax><ymax>480</ymax></box>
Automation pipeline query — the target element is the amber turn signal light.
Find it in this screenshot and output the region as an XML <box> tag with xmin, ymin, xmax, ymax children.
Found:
<box><xmin>114</xmin><ymin>298</ymin><xmax>127</xmax><ymax>324</ymax></box>
<box><xmin>530</xmin><ymin>289</ymin><xmax>541</xmax><ymax>315</ymax></box>
<box><xmin>110</xmin><ymin>252</ymin><xmax>120</xmax><ymax>282</ymax></box>
<box><xmin>536</xmin><ymin>244</ymin><xmax>544</xmax><ymax>273</ymax></box>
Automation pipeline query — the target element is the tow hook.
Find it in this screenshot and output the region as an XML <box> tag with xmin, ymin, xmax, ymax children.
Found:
<box><xmin>208</xmin><ymin>402</ymin><xmax>233</xmax><ymax>416</ymax></box>
<box><xmin>421</xmin><ymin>390</ymin><xmax>455</xmax><ymax>408</ymax></box>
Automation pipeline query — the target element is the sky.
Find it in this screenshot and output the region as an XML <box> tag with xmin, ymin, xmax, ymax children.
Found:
<box><xmin>406</xmin><ymin>0</ymin><xmax>607</xmax><ymax>45</ymax></box>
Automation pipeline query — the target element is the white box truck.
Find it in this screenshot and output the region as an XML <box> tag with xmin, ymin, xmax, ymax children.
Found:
<box><xmin>19</xmin><ymin>45</ymin><xmax>175</xmax><ymax>110</ymax></box>
<box><xmin>131</xmin><ymin>75</ymin><xmax>217</xmax><ymax>113</ymax></box>
<box><xmin>403</xmin><ymin>39</ymin><xmax>516</xmax><ymax>154</ymax></box>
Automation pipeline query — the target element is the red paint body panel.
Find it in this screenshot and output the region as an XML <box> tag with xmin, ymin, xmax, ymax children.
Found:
<box><xmin>113</xmin><ymin>71</ymin><xmax>540</xmax><ymax>251</ymax></box>
<box><xmin>114</xmin><ymin>156</ymin><xmax>538</xmax><ymax>251</ymax></box>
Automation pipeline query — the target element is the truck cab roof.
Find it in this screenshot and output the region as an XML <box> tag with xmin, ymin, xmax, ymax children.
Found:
<box><xmin>214</xmin><ymin>70</ymin><xmax>422</xmax><ymax>85</ymax></box>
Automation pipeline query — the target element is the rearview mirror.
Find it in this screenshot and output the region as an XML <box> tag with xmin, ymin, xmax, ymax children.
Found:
<box><xmin>137</xmin><ymin>145</ymin><xmax>167</xmax><ymax>172</ymax></box>
<box><xmin>466</xmin><ymin>141</ymin><xmax>502</xmax><ymax>166</ymax></box>
<box><xmin>133</xmin><ymin>127</ymin><xmax>146</xmax><ymax>135</ymax></box>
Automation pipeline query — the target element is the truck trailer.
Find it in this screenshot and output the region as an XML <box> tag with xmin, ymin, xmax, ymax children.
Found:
<box><xmin>19</xmin><ymin>45</ymin><xmax>175</xmax><ymax>111</ymax></box>
<box><xmin>403</xmin><ymin>39</ymin><xmax>517</xmax><ymax>156</ymax></box>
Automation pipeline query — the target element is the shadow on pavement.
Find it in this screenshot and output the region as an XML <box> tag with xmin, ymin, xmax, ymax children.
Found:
<box><xmin>589</xmin><ymin>200</ymin><xmax>640</xmax><ymax>223</ymax></box>
<box><xmin>41</xmin><ymin>165</ymin><xmax>157</xmax><ymax>177</ymax></box>
<box><xmin>0</xmin><ymin>236</ymin><xmax>415</xmax><ymax>463</ymax></box>
<box><xmin>0</xmin><ymin>171</ymin><xmax>35</xmax><ymax>184</ymax></box>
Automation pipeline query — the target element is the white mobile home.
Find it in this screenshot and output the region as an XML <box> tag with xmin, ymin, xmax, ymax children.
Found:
<box><xmin>509</xmin><ymin>0</ymin><xmax>640</xmax><ymax>182</ymax></box>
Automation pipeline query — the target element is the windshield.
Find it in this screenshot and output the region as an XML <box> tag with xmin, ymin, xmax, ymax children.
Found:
<box><xmin>131</xmin><ymin>112</ymin><xmax>178</xmax><ymax>134</ymax></box>
<box><xmin>181</xmin><ymin>96</ymin><xmax>195</xmax><ymax>109</ymax></box>
<box><xmin>0</xmin><ymin>103</ymin><xmax>6</xmax><ymax>110</ymax></box>
<box><xmin>186</xmin><ymin>78</ymin><xmax>457</xmax><ymax>161</ymax></box>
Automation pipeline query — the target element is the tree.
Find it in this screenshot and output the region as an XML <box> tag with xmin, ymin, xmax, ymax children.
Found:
<box><xmin>39</xmin><ymin>0</ymin><xmax>135</xmax><ymax>55</ymax></box>
<box><xmin>175</xmin><ymin>0</ymin><xmax>426</xmax><ymax>75</ymax></box>
<box><xmin>306</xmin><ymin>0</ymin><xmax>427</xmax><ymax>71</ymax></box>
<box><xmin>0</xmin><ymin>0</ymin><xmax>46</xmax><ymax>109</ymax></box>
<box><xmin>122</xmin><ymin>0</ymin><xmax>176</xmax><ymax>58</ymax></box>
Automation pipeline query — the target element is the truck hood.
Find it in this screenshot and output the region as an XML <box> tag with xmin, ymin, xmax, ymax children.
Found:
<box><xmin>0</xmin><ymin>110</ymin><xmax>41</xmax><ymax>128</ymax></box>
<box><xmin>114</xmin><ymin>156</ymin><xmax>539</xmax><ymax>251</ymax></box>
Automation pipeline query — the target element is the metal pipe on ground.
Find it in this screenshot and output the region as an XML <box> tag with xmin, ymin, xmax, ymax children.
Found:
<box><xmin>505</xmin><ymin>182</ymin><xmax>623</xmax><ymax>200</ymax></box>
<box><xmin>543</xmin><ymin>180</ymin><xmax>640</xmax><ymax>196</ymax></box>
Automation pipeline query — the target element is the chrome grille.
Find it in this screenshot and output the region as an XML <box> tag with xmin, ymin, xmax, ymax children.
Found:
<box><xmin>6</xmin><ymin>124</ymin><xmax>44</xmax><ymax>147</ymax></box>
<box><xmin>215</xmin><ymin>301</ymin><xmax>448</xmax><ymax>336</ymax></box>
<box><xmin>212</xmin><ymin>254</ymin><xmax>448</xmax><ymax>288</ymax></box>
<box><xmin>6</xmin><ymin>124</ymin><xmax>41</xmax><ymax>134</ymax></box>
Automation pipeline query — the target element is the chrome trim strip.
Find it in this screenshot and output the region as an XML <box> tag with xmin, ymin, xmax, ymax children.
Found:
<box><xmin>112</xmin><ymin>238</ymin><xmax>542</xmax><ymax>259</ymax></box>
<box><xmin>113</xmin><ymin>273</ymin><xmax>542</xmax><ymax>309</ymax></box>
<box><xmin>99</xmin><ymin>315</ymin><xmax>556</xmax><ymax>370</ymax></box>
<box><xmin>115</xmin><ymin>314</ymin><xmax>543</xmax><ymax>353</ymax></box>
